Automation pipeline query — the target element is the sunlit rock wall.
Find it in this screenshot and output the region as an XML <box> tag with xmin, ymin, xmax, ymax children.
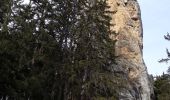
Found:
<box><xmin>107</xmin><ymin>0</ymin><xmax>153</xmax><ymax>99</ymax></box>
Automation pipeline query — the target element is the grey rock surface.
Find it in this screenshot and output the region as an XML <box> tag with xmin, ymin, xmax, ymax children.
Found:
<box><xmin>107</xmin><ymin>0</ymin><xmax>153</xmax><ymax>99</ymax></box>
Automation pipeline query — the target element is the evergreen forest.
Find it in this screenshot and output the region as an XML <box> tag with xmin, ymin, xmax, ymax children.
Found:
<box><xmin>0</xmin><ymin>0</ymin><xmax>122</xmax><ymax>100</ymax></box>
<box><xmin>1</xmin><ymin>0</ymin><xmax>170</xmax><ymax>100</ymax></box>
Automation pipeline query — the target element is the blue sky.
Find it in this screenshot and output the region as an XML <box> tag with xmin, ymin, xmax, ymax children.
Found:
<box><xmin>138</xmin><ymin>0</ymin><xmax>170</xmax><ymax>75</ymax></box>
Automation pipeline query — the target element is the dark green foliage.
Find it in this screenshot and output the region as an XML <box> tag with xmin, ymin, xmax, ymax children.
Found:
<box><xmin>155</xmin><ymin>33</ymin><xmax>170</xmax><ymax>100</ymax></box>
<box><xmin>0</xmin><ymin>0</ymin><xmax>123</xmax><ymax>100</ymax></box>
<box><xmin>159</xmin><ymin>33</ymin><xmax>170</xmax><ymax>64</ymax></box>
<box><xmin>154</xmin><ymin>74</ymin><xmax>170</xmax><ymax>100</ymax></box>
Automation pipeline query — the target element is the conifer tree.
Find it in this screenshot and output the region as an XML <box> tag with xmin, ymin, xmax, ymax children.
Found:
<box><xmin>155</xmin><ymin>33</ymin><xmax>170</xmax><ymax>100</ymax></box>
<box><xmin>0</xmin><ymin>0</ymin><xmax>123</xmax><ymax>99</ymax></box>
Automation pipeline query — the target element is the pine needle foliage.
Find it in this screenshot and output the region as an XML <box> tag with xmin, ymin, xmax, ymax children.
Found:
<box><xmin>155</xmin><ymin>33</ymin><xmax>170</xmax><ymax>100</ymax></box>
<box><xmin>0</xmin><ymin>0</ymin><xmax>124</xmax><ymax>100</ymax></box>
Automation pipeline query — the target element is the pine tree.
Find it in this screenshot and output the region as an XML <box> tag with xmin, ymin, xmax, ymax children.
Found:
<box><xmin>154</xmin><ymin>74</ymin><xmax>170</xmax><ymax>100</ymax></box>
<box><xmin>0</xmin><ymin>0</ymin><xmax>123</xmax><ymax>99</ymax></box>
<box><xmin>155</xmin><ymin>33</ymin><xmax>170</xmax><ymax>100</ymax></box>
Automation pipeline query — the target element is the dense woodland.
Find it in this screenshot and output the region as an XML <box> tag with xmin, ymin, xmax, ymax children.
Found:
<box><xmin>154</xmin><ymin>73</ymin><xmax>170</xmax><ymax>100</ymax></box>
<box><xmin>0</xmin><ymin>0</ymin><xmax>124</xmax><ymax>100</ymax></box>
<box><xmin>1</xmin><ymin>0</ymin><xmax>170</xmax><ymax>100</ymax></box>
<box><xmin>154</xmin><ymin>33</ymin><xmax>170</xmax><ymax>100</ymax></box>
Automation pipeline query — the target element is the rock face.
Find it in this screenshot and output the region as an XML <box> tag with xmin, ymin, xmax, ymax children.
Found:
<box><xmin>107</xmin><ymin>0</ymin><xmax>153</xmax><ymax>99</ymax></box>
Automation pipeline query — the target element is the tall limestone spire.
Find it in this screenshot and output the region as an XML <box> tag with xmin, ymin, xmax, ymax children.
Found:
<box><xmin>107</xmin><ymin>0</ymin><xmax>153</xmax><ymax>99</ymax></box>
